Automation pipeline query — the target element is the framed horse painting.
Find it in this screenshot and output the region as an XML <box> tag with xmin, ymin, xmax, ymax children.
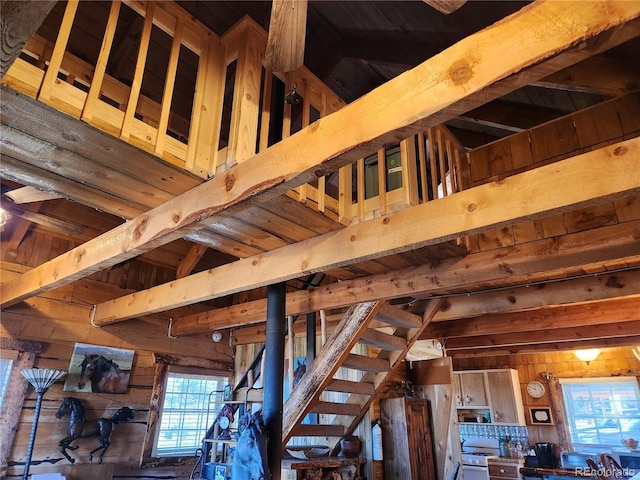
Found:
<box><xmin>64</xmin><ymin>343</ymin><xmax>134</xmax><ymax>394</ymax></box>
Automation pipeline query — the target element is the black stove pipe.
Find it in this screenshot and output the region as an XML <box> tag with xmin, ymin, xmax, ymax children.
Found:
<box><xmin>263</xmin><ymin>282</ymin><xmax>286</xmax><ymax>480</ymax></box>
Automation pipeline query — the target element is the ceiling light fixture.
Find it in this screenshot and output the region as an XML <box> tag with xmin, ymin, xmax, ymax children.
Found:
<box><xmin>0</xmin><ymin>207</ymin><xmax>11</xmax><ymax>227</ymax></box>
<box><xmin>574</xmin><ymin>348</ymin><xmax>600</xmax><ymax>365</ymax></box>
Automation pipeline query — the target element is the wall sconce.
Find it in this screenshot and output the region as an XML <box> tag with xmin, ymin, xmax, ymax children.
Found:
<box><xmin>211</xmin><ymin>331</ymin><xmax>223</xmax><ymax>343</ymax></box>
<box><xmin>574</xmin><ymin>348</ymin><xmax>600</xmax><ymax>364</ymax></box>
<box><xmin>0</xmin><ymin>207</ymin><xmax>11</xmax><ymax>227</ymax></box>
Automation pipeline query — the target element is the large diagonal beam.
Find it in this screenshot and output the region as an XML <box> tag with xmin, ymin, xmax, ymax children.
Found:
<box><xmin>89</xmin><ymin>138</ymin><xmax>640</xmax><ymax>324</ymax></box>
<box><xmin>2</xmin><ymin>1</ymin><xmax>639</xmax><ymax>308</ymax></box>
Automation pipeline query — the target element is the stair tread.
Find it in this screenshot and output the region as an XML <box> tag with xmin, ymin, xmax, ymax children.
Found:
<box><xmin>309</xmin><ymin>401</ymin><xmax>361</xmax><ymax>416</ymax></box>
<box><xmin>359</xmin><ymin>328</ymin><xmax>407</xmax><ymax>350</ymax></box>
<box><xmin>291</xmin><ymin>424</ymin><xmax>345</xmax><ymax>437</ymax></box>
<box><xmin>342</xmin><ymin>353</ymin><xmax>389</xmax><ymax>373</ymax></box>
<box><xmin>376</xmin><ymin>303</ymin><xmax>423</xmax><ymax>328</ymax></box>
<box><xmin>326</xmin><ymin>378</ymin><xmax>375</xmax><ymax>395</ymax></box>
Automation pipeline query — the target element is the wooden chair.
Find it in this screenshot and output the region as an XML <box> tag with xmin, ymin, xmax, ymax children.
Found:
<box><xmin>601</xmin><ymin>454</ymin><xmax>626</xmax><ymax>479</ymax></box>
<box><xmin>587</xmin><ymin>458</ymin><xmax>607</xmax><ymax>480</ymax></box>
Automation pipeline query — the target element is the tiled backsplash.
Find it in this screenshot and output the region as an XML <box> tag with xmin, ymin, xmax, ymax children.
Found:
<box><xmin>460</xmin><ymin>423</ymin><xmax>529</xmax><ymax>446</ymax></box>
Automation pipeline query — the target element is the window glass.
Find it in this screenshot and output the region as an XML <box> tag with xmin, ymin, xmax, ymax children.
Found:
<box><xmin>0</xmin><ymin>358</ymin><xmax>13</xmax><ymax>407</ymax></box>
<box><xmin>154</xmin><ymin>371</ymin><xmax>229</xmax><ymax>457</ymax></box>
<box><xmin>562</xmin><ymin>377</ymin><xmax>640</xmax><ymax>453</ymax></box>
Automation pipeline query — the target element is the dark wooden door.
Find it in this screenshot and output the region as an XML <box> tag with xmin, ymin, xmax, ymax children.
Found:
<box><xmin>406</xmin><ymin>398</ymin><xmax>436</xmax><ymax>480</ymax></box>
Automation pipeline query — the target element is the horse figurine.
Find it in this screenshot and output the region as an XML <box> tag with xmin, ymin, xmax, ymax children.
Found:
<box><xmin>78</xmin><ymin>354</ymin><xmax>130</xmax><ymax>393</ymax></box>
<box><xmin>55</xmin><ymin>397</ymin><xmax>134</xmax><ymax>464</ymax></box>
<box><xmin>231</xmin><ymin>410</ymin><xmax>269</xmax><ymax>480</ymax></box>
<box><xmin>293</xmin><ymin>360</ymin><xmax>306</xmax><ymax>388</ymax></box>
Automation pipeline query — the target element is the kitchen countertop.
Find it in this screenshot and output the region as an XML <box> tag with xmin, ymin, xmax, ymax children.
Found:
<box><xmin>519</xmin><ymin>466</ymin><xmax>595</xmax><ymax>478</ymax></box>
<box><xmin>489</xmin><ymin>458</ymin><xmax>525</xmax><ymax>464</ymax></box>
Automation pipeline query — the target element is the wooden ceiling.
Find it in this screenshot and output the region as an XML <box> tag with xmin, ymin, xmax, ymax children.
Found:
<box><xmin>1</xmin><ymin>0</ymin><xmax>639</xmax><ymax>358</ymax></box>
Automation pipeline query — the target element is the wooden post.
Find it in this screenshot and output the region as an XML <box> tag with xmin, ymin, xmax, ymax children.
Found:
<box><xmin>0</xmin><ymin>0</ymin><xmax>57</xmax><ymax>79</ymax></box>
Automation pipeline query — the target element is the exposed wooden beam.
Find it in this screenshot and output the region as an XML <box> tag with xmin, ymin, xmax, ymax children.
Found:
<box><xmin>176</xmin><ymin>243</ymin><xmax>208</xmax><ymax>279</ymax></box>
<box><xmin>458</xmin><ymin>101</ymin><xmax>565</xmax><ymax>134</ymax></box>
<box><xmin>4</xmin><ymin>185</ymin><xmax>63</xmax><ymax>204</ymax></box>
<box><xmin>451</xmin><ymin>336</ymin><xmax>640</xmax><ymax>357</ymax></box>
<box><xmin>535</xmin><ymin>55</ymin><xmax>640</xmax><ymax>97</ymax></box>
<box><xmin>433</xmin><ymin>268</ymin><xmax>640</xmax><ymax>322</ymax></box>
<box><xmin>444</xmin><ymin>320</ymin><xmax>640</xmax><ymax>351</ymax></box>
<box><xmin>263</xmin><ymin>0</ymin><xmax>308</xmax><ymax>72</ymax></box>
<box><xmin>6</xmin><ymin>205</ymin><xmax>86</xmax><ymax>236</ymax></box>
<box><xmin>169</xmin><ymin>219</ymin><xmax>640</xmax><ymax>336</ymax></box>
<box><xmin>90</xmin><ymin>139</ymin><xmax>640</xmax><ymax>325</ymax></box>
<box><xmin>2</xmin><ymin>0</ymin><xmax>639</xmax><ymax>309</ymax></box>
<box><xmin>226</xmin><ymin>266</ymin><xmax>640</xmax><ymax>346</ymax></box>
<box><xmin>0</xmin><ymin>0</ymin><xmax>57</xmax><ymax>78</ymax></box>
<box><xmin>424</xmin><ymin>297</ymin><xmax>640</xmax><ymax>340</ymax></box>
<box><xmin>424</xmin><ymin>0</ymin><xmax>467</xmax><ymax>15</ymax></box>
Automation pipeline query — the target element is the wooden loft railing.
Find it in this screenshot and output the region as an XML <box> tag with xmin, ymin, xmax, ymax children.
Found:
<box><xmin>2</xmin><ymin>0</ymin><xmax>469</xmax><ymax>226</ymax></box>
<box><xmin>337</xmin><ymin>126</ymin><xmax>467</xmax><ymax>225</ymax></box>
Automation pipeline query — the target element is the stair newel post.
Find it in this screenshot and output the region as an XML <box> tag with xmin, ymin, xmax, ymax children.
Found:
<box><xmin>264</xmin><ymin>282</ymin><xmax>287</xmax><ymax>480</ymax></box>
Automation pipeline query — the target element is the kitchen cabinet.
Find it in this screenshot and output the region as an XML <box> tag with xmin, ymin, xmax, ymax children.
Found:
<box><xmin>486</xmin><ymin>370</ymin><xmax>525</xmax><ymax>425</ymax></box>
<box><xmin>381</xmin><ymin>397</ymin><xmax>436</xmax><ymax>480</ymax></box>
<box><xmin>489</xmin><ymin>460</ymin><xmax>522</xmax><ymax>480</ymax></box>
<box><xmin>454</xmin><ymin>371</ymin><xmax>489</xmax><ymax>408</ymax></box>
<box><xmin>454</xmin><ymin>369</ymin><xmax>525</xmax><ymax>425</ymax></box>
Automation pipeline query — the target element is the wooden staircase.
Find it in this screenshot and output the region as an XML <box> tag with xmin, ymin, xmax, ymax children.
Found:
<box><xmin>282</xmin><ymin>298</ymin><xmax>444</xmax><ymax>451</ymax></box>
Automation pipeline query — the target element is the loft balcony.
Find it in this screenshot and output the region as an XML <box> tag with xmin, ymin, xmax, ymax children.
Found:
<box><xmin>1</xmin><ymin>0</ymin><xmax>466</xmax><ymax>239</ymax></box>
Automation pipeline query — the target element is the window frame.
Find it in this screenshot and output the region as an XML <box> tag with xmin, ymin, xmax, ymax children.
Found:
<box><xmin>560</xmin><ymin>376</ymin><xmax>640</xmax><ymax>453</ymax></box>
<box><xmin>141</xmin><ymin>358</ymin><xmax>232</xmax><ymax>467</ymax></box>
<box><xmin>153</xmin><ymin>367</ymin><xmax>230</xmax><ymax>457</ymax></box>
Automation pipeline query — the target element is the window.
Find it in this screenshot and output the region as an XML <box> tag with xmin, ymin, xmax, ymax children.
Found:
<box><xmin>562</xmin><ymin>377</ymin><xmax>640</xmax><ymax>453</ymax></box>
<box><xmin>0</xmin><ymin>357</ymin><xmax>13</xmax><ymax>407</ymax></box>
<box><xmin>154</xmin><ymin>370</ymin><xmax>230</xmax><ymax>457</ymax></box>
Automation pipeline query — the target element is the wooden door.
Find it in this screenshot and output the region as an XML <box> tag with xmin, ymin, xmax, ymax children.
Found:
<box><xmin>406</xmin><ymin>398</ymin><xmax>437</xmax><ymax>480</ymax></box>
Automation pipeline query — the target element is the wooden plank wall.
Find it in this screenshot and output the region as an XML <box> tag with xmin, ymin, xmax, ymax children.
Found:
<box><xmin>1</xmin><ymin>255</ymin><xmax>233</xmax><ymax>479</ymax></box>
<box><xmin>465</xmin><ymin>92</ymin><xmax>640</xmax><ymax>254</ymax></box>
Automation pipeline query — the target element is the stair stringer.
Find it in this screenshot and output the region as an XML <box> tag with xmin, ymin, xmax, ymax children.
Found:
<box><xmin>281</xmin><ymin>301</ymin><xmax>383</xmax><ymax>444</ymax></box>
<box><xmin>319</xmin><ymin>298</ymin><xmax>445</xmax><ymax>451</ymax></box>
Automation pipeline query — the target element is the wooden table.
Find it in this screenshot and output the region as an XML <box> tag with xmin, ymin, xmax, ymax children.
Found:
<box><xmin>281</xmin><ymin>456</ymin><xmax>365</xmax><ymax>480</ymax></box>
